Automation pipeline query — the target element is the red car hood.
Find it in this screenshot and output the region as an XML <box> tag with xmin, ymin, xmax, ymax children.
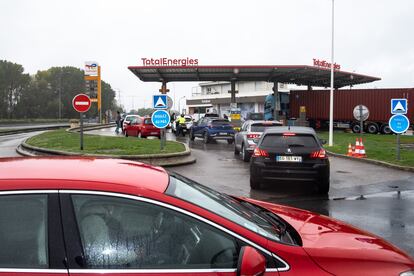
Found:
<box><xmin>241</xmin><ymin>197</ymin><xmax>414</xmax><ymax>275</ymax></box>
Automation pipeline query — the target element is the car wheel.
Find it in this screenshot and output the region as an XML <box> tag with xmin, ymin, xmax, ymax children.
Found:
<box><xmin>318</xmin><ymin>175</ymin><xmax>330</xmax><ymax>194</ymax></box>
<box><xmin>141</xmin><ymin>135</ymin><xmax>147</xmax><ymax>139</ymax></box>
<box><xmin>125</xmin><ymin>131</ymin><xmax>128</xmax><ymax>137</ymax></box>
<box><xmin>250</xmin><ymin>177</ymin><xmax>261</xmax><ymax>190</ymax></box>
<box><xmin>190</xmin><ymin>130</ymin><xmax>195</xmax><ymax>141</ymax></box>
<box><xmin>381</xmin><ymin>124</ymin><xmax>392</xmax><ymax>134</ymax></box>
<box><xmin>203</xmin><ymin>132</ymin><xmax>210</xmax><ymax>144</ymax></box>
<box><xmin>367</xmin><ymin>123</ymin><xmax>379</xmax><ymax>134</ymax></box>
<box><xmin>227</xmin><ymin>139</ymin><xmax>234</xmax><ymax>144</ymax></box>
<box><xmin>241</xmin><ymin>144</ymin><xmax>251</xmax><ymax>162</ymax></box>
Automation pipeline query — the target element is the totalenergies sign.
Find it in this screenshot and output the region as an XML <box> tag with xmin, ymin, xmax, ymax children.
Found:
<box><xmin>85</xmin><ymin>61</ymin><xmax>99</xmax><ymax>76</ymax></box>
<box><xmin>141</xmin><ymin>57</ymin><xmax>199</xmax><ymax>67</ymax></box>
<box><xmin>313</xmin><ymin>58</ymin><xmax>341</xmax><ymax>70</ymax></box>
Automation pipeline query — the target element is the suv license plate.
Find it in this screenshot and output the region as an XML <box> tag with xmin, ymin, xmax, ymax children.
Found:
<box><xmin>276</xmin><ymin>156</ymin><xmax>302</xmax><ymax>162</ymax></box>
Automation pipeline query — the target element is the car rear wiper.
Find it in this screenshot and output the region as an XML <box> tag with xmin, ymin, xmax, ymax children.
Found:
<box><xmin>287</xmin><ymin>144</ymin><xmax>305</xmax><ymax>147</ymax></box>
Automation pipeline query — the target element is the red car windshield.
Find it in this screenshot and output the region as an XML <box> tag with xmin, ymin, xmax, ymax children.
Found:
<box><xmin>144</xmin><ymin>118</ymin><xmax>153</xmax><ymax>125</ymax></box>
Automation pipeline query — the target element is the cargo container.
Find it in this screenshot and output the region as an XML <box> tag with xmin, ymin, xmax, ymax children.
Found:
<box><xmin>288</xmin><ymin>88</ymin><xmax>414</xmax><ymax>134</ymax></box>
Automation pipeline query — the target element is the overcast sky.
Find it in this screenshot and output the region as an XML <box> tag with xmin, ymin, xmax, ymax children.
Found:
<box><xmin>1</xmin><ymin>0</ymin><xmax>413</xmax><ymax>111</ymax></box>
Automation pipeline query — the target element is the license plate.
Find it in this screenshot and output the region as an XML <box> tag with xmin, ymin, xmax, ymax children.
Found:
<box><xmin>151</xmin><ymin>132</ymin><xmax>158</xmax><ymax>135</ymax></box>
<box><xmin>219</xmin><ymin>132</ymin><xmax>228</xmax><ymax>135</ymax></box>
<box><xmin>276</xmin><ymin>156</ymin><xmax>302</xmax><ymax>162</ymax></box>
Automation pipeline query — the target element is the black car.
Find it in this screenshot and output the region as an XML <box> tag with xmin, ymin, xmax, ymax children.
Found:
<box><xmin>249</xmin><ymin>126</ymin><xmax>329</xmax><ymax>193</ymax></box>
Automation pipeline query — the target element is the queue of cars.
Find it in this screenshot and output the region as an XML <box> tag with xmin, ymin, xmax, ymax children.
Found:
<box><xmin>0</xmin><ymin>157</ymin><xmax>412</xmax><ymax>276</ymax></box>
<box><xmin>188</xmin><ymin>115</ymin><xmax>330</xmax><ymax>193</ymax></box>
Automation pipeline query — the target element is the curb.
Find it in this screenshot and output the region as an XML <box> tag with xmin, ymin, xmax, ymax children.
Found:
<box><xmin>326</xmin><ymin>150</ymin><xmax>414</xmax><ymax>173</ymax></box>
<box><xmin>0</xmin><ymin>124</ymin><xmax>70</xmax><ymax>136</ymax></box>
<box><xmin>18</xmin><ymin>138</ymin><xmax>196</xmax><ymax>167</ymax></box>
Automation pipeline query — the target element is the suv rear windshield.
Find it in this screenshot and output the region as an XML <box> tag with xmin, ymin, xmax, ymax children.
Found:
<box><xmin>261</xmin><ymin>134</ymin><xmax>318</xmax><ymax>148</ymax></box>
<box><xmin>251</xmin><ymin>123</ymin><xmax>281</xmax><ymax>132</ymax></box>
<box><xmin>212</xmin><ymin>119</ymin><xmax>230</xmax><ymax>126</ymax></box>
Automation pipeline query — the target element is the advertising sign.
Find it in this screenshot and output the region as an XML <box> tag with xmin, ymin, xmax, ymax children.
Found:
<box><xmin>85</xmin><ymin>61</ymin><xmax>99</xmax><ymax>76</ymax></box>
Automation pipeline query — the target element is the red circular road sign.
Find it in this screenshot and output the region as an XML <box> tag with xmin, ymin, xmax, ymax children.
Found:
<box><xmin>72</xmin><ymin>94</ymin><xmax>91</xmax><ymax>113</ymax></box>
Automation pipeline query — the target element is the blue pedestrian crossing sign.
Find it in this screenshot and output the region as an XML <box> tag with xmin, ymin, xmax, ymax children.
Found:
<box><xmin>151</xmin><ymin>110</ymin><xmax>170</xmax><ymax>129</ymax></box>
<box><xmin>389</xmin><ymin>114</ymin><xmax>410</xmax><ymax>134</ymax></box>
<box><xmin>391</xmin><ymin>98</ymin><xmax>407</xmax><ymax>114</ymax></box>
<box><xmin>153</xmin><ymin>95</ymin><xmax>168</xmax><ymax>109</ymax></box>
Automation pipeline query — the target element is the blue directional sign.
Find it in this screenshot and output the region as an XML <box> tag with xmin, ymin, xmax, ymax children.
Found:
<box><xmin>389</xmin><ymin>114</ymin><xmax>410</xmax><ymax>134</ymax></box>
<box><xmin>151</xmin><ymin>110</ymin><xmax>170</xmax><ymax>129</ymax></box>
<box><xmin>391</xmin><ymin>98</ymin><xmax>407</xmax><ymax>114</ymax></box>
<box><xmin>153</xmin><ymin>95</ymin><xmax>168</xmax><ymax>109</ymax></box>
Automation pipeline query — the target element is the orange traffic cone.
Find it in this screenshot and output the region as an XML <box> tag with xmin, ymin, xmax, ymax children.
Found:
<box><xmin>359</xmin><ymin>138</ymin><xmax>367</xmax><ymax>158</ymax></box>
<box><xmin>354</xmin><ymin>138</ymin><xmax>361</xmax><ymax>157</ymax></box>
<box><xmin>347</xmin><ymin>143</ymin><xmax>353</xmax><ymax>156</ymax></box>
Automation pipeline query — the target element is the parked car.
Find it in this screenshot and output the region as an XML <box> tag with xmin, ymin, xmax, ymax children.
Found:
<box><xmin>250</xmin><ymin>126</ymin><xmax>330</xmax><ymax>193</ymax></box>
<box><xmin>0</xmin><ymin>157</ymin><xmax>412</xmax><ymax>276</ymax></box>
<box><xmin>171</xmin><ymin>115</ymin><xmax>193</xmax><ymax>135</ymax></box>
<box><xmin>124</xmin><ymin>116</ymin><xmax>160</xmax><ymax>138</ymax></box>
<box><xmin>235</xmin><ymin>120</ymin><xmax>283</xmax><ymax>162</ymax></box>
<box><xmin>122</xmin><ymin>114</ymin><xmax>140</xmax><ymax>132</ymax></box>
<box><xmin>190</xmin><ymin>117</ymin><xmax>235</xmax><ymax>144</ymax></box>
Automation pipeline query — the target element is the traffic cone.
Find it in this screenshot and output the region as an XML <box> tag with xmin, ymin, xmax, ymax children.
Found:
<box><xmin>359</xmin><ymin>138</ymin><xmax>367</xmax><ymax>158</ymax></box>
<box><xmin>347</xmin><ymin>143</ymin><xmax>353</xmax><ymax>156</ymax></box>
<box><xmin>354</xmin><ymin>138</ymin><xmax>361</xmax><ymax>157</ymax></box>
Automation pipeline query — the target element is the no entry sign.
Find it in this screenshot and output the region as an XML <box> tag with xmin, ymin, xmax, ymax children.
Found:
<box><xmin>72</xmin><ymin>94</ymin><xmax>91</xmax><ymax>113</ymax></box>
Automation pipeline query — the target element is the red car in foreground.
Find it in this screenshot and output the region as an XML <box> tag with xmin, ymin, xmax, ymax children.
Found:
<box><xmin>124</xmin><ymin>116</ymin><xmax>160</xmax><ymax>138</ymax></box>
<box><xmin>0</xmin><ymin>157</ymin><xmax>412</xmax><ymax>276</ymax></box>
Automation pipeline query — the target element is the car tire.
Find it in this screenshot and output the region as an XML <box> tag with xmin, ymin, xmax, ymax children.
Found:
<box><xmin>190</xmin><ymin>130</ymin><xmax>195</xmax><ymax>141</ymax></box>
<box><xmin>241</xmin><ymin>144</ymin><xmax>251</xmax><ymax>162</ymax></box>
<box><xmin>318</xmin><ymin>175</ymin><xmax>330</xmax><ymax>194</ymax></box>
<box><xmin>141</xmin><ymin>135</ymin><xmax>147</xmax><ymax>139</ymax></box>
<box><xmin>227</xmin><ymin>139</ymin><xmax>234</xmax><ymax>144</ymax></box>
<box><xmin>125</xmin><ymin>131</ymin><xmax>128</xmax><ymax>137</ymax></box>
<box><xmin>203</xmin><ymin>132</ymin><xmax>210</xmax><ymax>144</ymax></box>
<box><xmin>250</xmin><ymin>177</ymin><xmax>261</xmax><ymax>190</ymax></box>
<box><xmin>367</xmin><ymin>123</ymin><xmax>379</xmax><ymax>134</ymax></box>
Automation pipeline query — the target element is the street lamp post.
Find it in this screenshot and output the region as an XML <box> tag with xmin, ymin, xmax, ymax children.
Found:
<box><xmin>328</xmin><ymin>0</ymin><xmax>335</xmax><ymax>147</ymax></box>
<box><xmin>178</xmin><ymin>96</ymin><xmax>186</xmax><ymax>114</ymax></box>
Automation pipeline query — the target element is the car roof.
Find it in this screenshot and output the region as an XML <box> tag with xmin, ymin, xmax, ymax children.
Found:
<box><xmin>262</xmin><ymin>126</ymin><xmax>317</xmax><ymax>135</ymax></box>
<box><xmin>246</xmin><ymin>120</ymin><xmax>283</xmax><ymax>125</ymax></box>
<box><xmin>0</xmin><ymin>157</ymin><xmax>169</xmax><ymax>193</ymax></box>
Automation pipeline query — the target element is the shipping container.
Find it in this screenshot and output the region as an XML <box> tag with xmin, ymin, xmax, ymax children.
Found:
<box><xmin>289</xmin><ymin>88</ymin><xmax>414</xmax><ymax>134</ymax></box>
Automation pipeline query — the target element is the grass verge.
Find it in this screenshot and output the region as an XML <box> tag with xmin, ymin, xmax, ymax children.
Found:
<box><xmin>26</xmin><ymin>129</ymin><xmax>186</xmax><ymax>155</ymax></box>
<box><xmin>317</xmin><ymin>131</ymin><xmax>414</xmax><ymax>167</ymax></box>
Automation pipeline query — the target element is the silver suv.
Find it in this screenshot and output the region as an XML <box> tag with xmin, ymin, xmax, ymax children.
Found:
<box><xmin>234</xmin><ymin>120</ymin><xmax>282</xmax><ymax>162</ymax></box>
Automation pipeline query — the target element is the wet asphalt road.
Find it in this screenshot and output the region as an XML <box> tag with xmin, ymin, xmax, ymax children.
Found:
<box><xmin>2</xmin><ymin>127</ymin><xmax>414</xmax><ymax>257</ymax></box>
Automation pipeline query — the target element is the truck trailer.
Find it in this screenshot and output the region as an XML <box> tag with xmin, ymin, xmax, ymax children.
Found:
<box><xmin>289</xmin><ymin>88</ymin><xmax>413</xmax><ymax>134</ymax></box>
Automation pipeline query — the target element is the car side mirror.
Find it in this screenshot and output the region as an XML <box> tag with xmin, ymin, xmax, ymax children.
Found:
<box><xmin>237</xmin><ymin>246</ymin><xmax>266</xmax><ymax>276</ymax></box>
<box><xmin>319</xmin><ymin>139</ymin><xmax>327</xmax><ymax>145</ymax></box>
<box><xmin>125</xmin><ymin>121</ymin><xmax>131</xmax><ymax>125</ymax></box>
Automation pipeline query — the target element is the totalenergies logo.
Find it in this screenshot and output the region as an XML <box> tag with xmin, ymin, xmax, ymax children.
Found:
<box><xmin>313</xmin><ymin>58</ymin><xmax>341</xmax><ymax>70</ymax></box>
<box><xmin>84</xmin><ymin>61</ymin><xmax>99</xmax><ymax>76</ymax></box>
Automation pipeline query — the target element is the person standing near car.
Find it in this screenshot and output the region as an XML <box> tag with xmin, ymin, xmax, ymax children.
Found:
<box><xmin>175</xmin><ymin>114</ymin><xmax>186</xmax><ymax>136</ymax></box>
<box><xmin>115</xmin><ymin>111</ymin><xmax>121</xmax><ymax>134</ymax></box>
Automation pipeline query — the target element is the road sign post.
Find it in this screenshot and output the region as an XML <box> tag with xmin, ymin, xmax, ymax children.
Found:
<box><xmin>389</xmin><ymin>114</ymin><xmax>410</xmax><ymax>161</ymax></box>
<box><xmin>72</xmin><ymin>94</ymin><xmax>91</xmax><ymax>150</ymax></box>
<box><xmin>151</xmin><ymin>109</ymin><xmax>171</xmax><ymax>150</ymax></box>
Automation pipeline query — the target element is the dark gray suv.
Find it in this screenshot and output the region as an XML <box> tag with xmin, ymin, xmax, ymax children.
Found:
<box><xmin>249</xmin><ymin>126</ymin><xmax>329</xmax><ymax>193</ymax></box>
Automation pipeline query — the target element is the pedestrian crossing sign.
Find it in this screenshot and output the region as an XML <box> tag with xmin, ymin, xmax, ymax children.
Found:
<box><xmin>391</xmin><ymin>99</ymin><xmax>407</xmax><ymax>114</ymax></box>
<box><xmin>153</xmin><ymin>95</ymin><xmax>167</xmax><ymax>109</ymax></box>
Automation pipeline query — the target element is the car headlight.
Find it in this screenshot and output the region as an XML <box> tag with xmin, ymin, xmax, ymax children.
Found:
<box><xmin>401</xmin><ymin>271</ymin><xmax>414</xmax><ymax>276</ymax></box>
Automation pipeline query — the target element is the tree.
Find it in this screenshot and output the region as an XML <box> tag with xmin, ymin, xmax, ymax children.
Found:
<box><xmin>0</xmin><ymin>60</ymin><xmax>30</xmax><ymax>119</ymax></box>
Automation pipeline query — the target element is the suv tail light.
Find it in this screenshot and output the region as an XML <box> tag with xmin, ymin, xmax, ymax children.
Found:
<box><xmin>208</xmin><ymin>124</ymin><xmax>212</xmax><ymax>129</ymax></box>
<box><xmin>310</xmin><ymin>149</ymin><xmax>327</xmax><ymax>159</ymax></box>
<box><xmin>253</xmin><ymin>148</ymin><xmax>269</xmax><ymax>157</ymax></box>
<box><xmin>247</xmin><ymin>134</ymin><xmax>260</xmax><ymax>139</ymax></box>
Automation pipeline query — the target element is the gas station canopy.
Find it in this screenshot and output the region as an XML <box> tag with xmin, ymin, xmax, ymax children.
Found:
<box><xmin>128</xmin><ymin>65</ymin><xmax>380</xmax><ymax>88</ymax></box>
